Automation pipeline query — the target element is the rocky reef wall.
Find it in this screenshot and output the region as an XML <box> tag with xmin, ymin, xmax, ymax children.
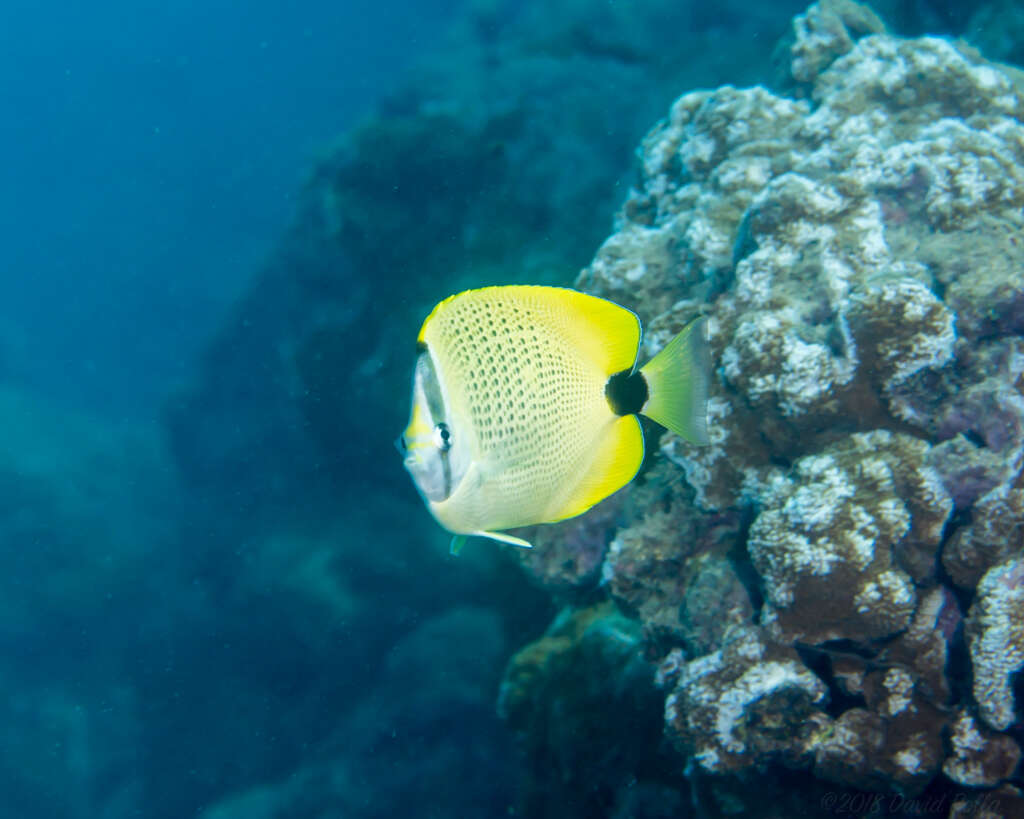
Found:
<box><xmin>501</xmin><ymin>2</ymin><xmax>1024</xmax><ymax>815</ymax></box>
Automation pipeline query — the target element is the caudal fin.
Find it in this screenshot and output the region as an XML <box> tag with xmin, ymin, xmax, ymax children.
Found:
<box><xmin>638</xmin><ymin>316</ymin><xmax>710</xmax><ymax>445</ymax></box>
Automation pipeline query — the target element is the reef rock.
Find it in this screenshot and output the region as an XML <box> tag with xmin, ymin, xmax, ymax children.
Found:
<box><xmin>498</xmin><ymin>602</ymin><xmax>665</xmax><ymax>819</ymax></box>
<box><xmin>660</xmin><ymin>626</ymin><xmax>830</xmax><ymax>774</ymax></box>
<box><xmin>813</xmin><ymin>663</ymin><xmax>948</xmax><ymax>796</ymax></box>
<box><xmin>601</xmin><ymin>478</ymin><xmax>753</xmax><ymax>656</ymax></box>
<box><xmin>748</xmin><ymin>431</ymin><xmax>949</xmax><ymax>645</ymax></box>
<box><xmin>942</xmin><ymin>707</ymin><xmax>1022</xmax><ymax>787</ymax></box>
<box><xmin>514</xmin><ymin>495</ymin><xmax>622</xmax><ymax>596</ymax></box>
<box><xmin>785</xmin><ymin>0</ymin><xmax>887</xmax><ymax>85</ymax></box>
<box><xmin>950</xmin><ymin>786</ymin><xmax>1024</xmax><ymax>819</ymax></box>
<box><xmin>966</xmin><ymin>556</ymin><xmax>1024</xmax><ymax>731</ymax></box>
<box><xmin>581</xmin><ymin>9</ymin><xmax>1024</xmax><ymax>515</ymax></box>
<box><xmin>927</xmin><ymin>338</ymin><xmax>1024</xmax><ymax>514</ymax></box>
<box><xmin>553</xmin><ymin>1</ymin><xmax>1024</xmax><ymax>809</ymax></box>
<box><xmin>879</xmin><ymin>584</ymin><xmax>962</xmax><ymax>706</ymax></box>
<box><xmin>943</xmin><ymin>483</ymin><xmax>1024</xmax><ymax>590</ymax></box>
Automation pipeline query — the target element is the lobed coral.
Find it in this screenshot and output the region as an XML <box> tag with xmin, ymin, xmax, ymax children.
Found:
<box><xmin>659</xmin><ymin>626</ymin><xmax>830</xmax><ymax>774</ymax></box>
<box><xmin>942</xmin><ymin>708</ymin><xmax>1022</xmax><ymax>787</ymax></box>
<box><xmin>748</xmin><ymin>431</ymin><xmax>950</xmax><ymax>644</ymax></box>
<box><xmin>513</xmin><ymin>0</ymin><xmax>1024</xmax><ymax>809</ymax></box>
<box><xmin>966</xmin><ymin>556</ymin><xmax>1024</xmax><ymax>731</ymax></box>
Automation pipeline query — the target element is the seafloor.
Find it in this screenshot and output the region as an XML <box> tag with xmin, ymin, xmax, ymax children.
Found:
<box><xmin>5</xmin><ymin>1</ymin><xmax>1024</xmax><ymax>817</ymax></box>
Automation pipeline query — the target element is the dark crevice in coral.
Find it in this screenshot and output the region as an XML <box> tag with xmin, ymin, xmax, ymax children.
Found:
<box><xmin>945</xmin><ymin>618</ymin><xmax>973</xmax><ymax>708</ymax></box>
<box><xmin>727</xmin><ymin>508</ymin><xmax>762</xmax><ymax>617</ymax></box>
<box><xmin>794</xmin><ymin>643</ymin><xmax>868</xmax><ymax>717</ymax></box>
<box><xmin>1010</xmin><ymin>669</ymin><xmax>1024</xmax><ymax>735</ymax></box>
<box><xmin>814</xmin><ymin>638</ymin><xmax>879</xmax><ymax>659</ymax></box>
<box><xmin>937</xmin><ymin>509</ymin><xmax>976</xmax><ymax>606</ymax></box>
<box><xmin>910</xmin><ymin>776</ymin><xmax>981</xmax><ymax>817</ymax></box>
<box><xmin>941</xmin><ymin>505</ymin><xmax>973</xmax><ymax>540</ymax></box>
<box><xmin>731</xmin><ymin>211</ymin><xmax>757</xmax><ymax>268</ymax></box>
<box><xmin>962</xmin><ymin>428</ymin><xmax>987</xmax><ymax>448</ymax></box>
<box><xmin>824</xmin><ymin>318</ymin><xmax>850</xmax><ymax>358</ymax></box>
<box><xmin>931</xmin><ymin>556</ymin><xmax>976</xmax><ymax>711</ymax></box>
<box><xmin>932</xmin><ymin>563</ymin><xmax>975</xmax><ymax>709</ymax></box>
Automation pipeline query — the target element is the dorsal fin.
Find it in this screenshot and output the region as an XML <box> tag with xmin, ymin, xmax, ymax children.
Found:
<box><xmin>422</xmin><ymin>285</ymin><xmax>641</xmax><ymax>376</ymax></box>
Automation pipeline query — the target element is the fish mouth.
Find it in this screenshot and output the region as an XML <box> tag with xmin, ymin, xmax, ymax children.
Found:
<box><xmin>396</xmin><ymin>433</ymin><xmax>423</xmax><ymax>471</ymax></box>
<box><xmin>396</xmin><ymin>434</ymin><xmax>424</xmax><ymax>475</ymax></box>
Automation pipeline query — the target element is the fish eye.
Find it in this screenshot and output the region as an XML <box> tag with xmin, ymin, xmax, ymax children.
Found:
<box><xmin>394</xmin><ymin>434</ymin><xmax>407</xmax><ymax>454</ymax></box>
<box><xmin>434</xmin><ymin>422</ymin><xmax>452</xmax><ymax>452</ymax></box>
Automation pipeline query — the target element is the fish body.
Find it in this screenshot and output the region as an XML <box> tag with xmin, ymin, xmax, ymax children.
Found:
<box><xmin>398</xmin><ymin>285</ymin><xmax>709</xmax><ymax>549</ymax></box>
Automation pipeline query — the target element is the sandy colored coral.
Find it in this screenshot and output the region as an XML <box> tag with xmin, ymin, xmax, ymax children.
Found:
<box><xmin>879</xmin><ymin>585</ymin><xmax>961</xmax><ymax>706</ymax></box>
<box><xmin>943</xmin><ymin>708</ymin><xmax>1022</xmax><ymax>787</ymax></box>
<box><xmin>786</xmin><ymin>0</ymin><xmax>886</xmax><ymax>85</ymax></box>
<box><xmin>602</xmin><ymin>498</ymin><xmax>752</xmax><ymax>655</ymax></box>
<box><xmin>944</xmin><ymin>484</ymin><xmax>1024</xmax><ymax>590</ymax></box>
<box><xmin>747</xmin><ymin>431</ymin><xmax>950</xmax><ymax>644</ymax></box>
<box><xmin>661</xmin><ymin>626</ymin><xmax>830</xmax><ymax>774</ymax></box>
<box><xmin>966</xmin><ymin>556</ymin><xmax>1024</xmax><ymax>731</ymax></box>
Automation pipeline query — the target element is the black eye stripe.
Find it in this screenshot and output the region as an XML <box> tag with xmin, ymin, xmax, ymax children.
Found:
<box><xmin>434</xmin><ymin>423</ymin><xmax>453</xmax><ymax>498</ymax></box>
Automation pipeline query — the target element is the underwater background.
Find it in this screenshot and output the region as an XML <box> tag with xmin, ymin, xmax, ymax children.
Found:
<box><xmin>2</xmin><ymin>0</ymin><xmax>1023</xmax><ymax>817</ymax></box>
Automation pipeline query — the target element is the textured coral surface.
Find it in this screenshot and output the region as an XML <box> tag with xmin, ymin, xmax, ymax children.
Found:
<box><xmin>508</xmin><ymin>0</ymin><xmax>1024</xmax><ymax>811</ymax></box>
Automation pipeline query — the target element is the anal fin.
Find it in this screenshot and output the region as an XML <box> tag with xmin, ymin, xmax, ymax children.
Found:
<box><xmin>450</xmin><ymin>531</ymin><xmax>534</xmax><ymax>555</ymax></box>
<box><xmin>477</xmin><ymin>531</ymin><xmax>533</xmax><ymax>549</ymax></box>
<box><xmin>547</xmin><ymin>414</ymin><xmax>644</xmax><ymax>523</ymax></box>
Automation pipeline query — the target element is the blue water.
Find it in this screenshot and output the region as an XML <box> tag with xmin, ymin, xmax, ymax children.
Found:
<box><xmin>1</xmin><ymin>0</ymin><xmax>459</xmax><ymax>420</ymax></box>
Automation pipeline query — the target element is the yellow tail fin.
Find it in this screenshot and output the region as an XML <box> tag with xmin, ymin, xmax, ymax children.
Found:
<box><xmin>638</xmin><ymin>316</ymin><xmax>710</xmax><ymax>445</ymax></box>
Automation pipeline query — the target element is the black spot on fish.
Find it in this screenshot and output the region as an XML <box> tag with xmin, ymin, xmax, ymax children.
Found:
<box><xmin>605</xmin><ymin>369</ymin><xmax>648</xmax><ymax>416</ymax></box>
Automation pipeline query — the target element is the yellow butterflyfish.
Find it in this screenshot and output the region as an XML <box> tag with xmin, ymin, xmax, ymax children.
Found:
<box><xmin>397</xmin><ymin>285</ymin><xmax>709</xmax><ymax>553</ymax></box>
